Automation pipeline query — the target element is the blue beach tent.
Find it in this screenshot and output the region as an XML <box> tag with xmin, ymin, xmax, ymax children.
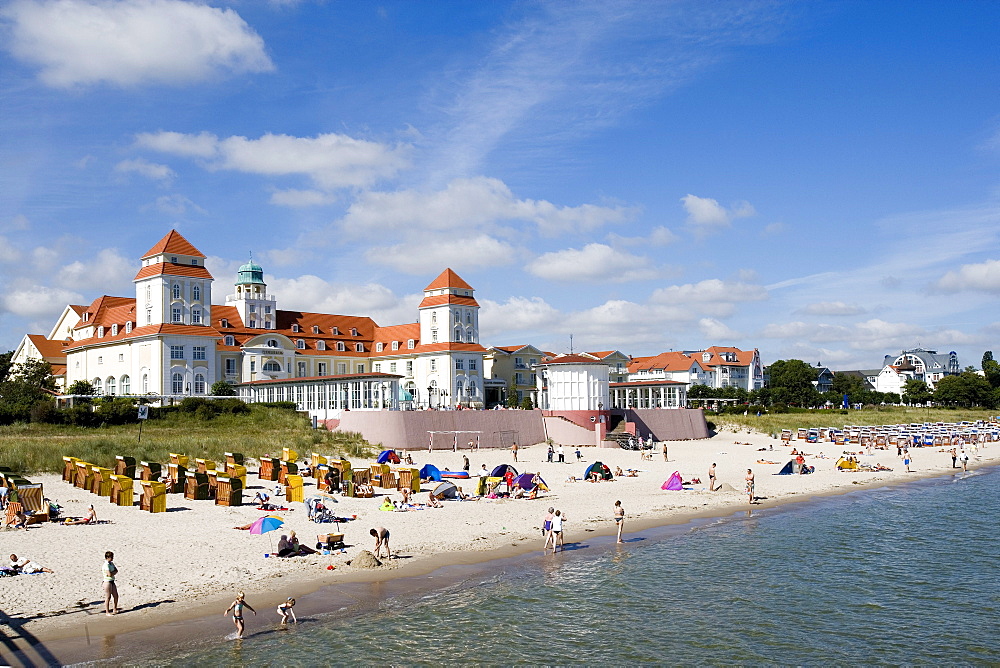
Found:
<box><xmin>419</xmin><ymin>464</ymin><xmax>442</xmax><ymax>481</ymax></box>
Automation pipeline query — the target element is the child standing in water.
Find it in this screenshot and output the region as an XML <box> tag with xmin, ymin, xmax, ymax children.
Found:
<box><xmin>224</xmin><ymin>592</ymin><xmax>256</xmax><ymax>638</ymax></box>
<box><xmin>277</xmin><ymin>597</ymin><xmax>297</xmax><ymax>625</ymax></box>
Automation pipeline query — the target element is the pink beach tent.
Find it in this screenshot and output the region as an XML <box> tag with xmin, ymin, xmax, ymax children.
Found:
<box><xmin>661</xmin><ymin>471</ymin><xmax>683</xmax><ymax>491</ymax></box>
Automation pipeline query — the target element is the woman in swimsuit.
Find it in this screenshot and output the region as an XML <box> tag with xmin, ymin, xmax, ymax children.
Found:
<box><xmin>745</xmin><ymin>469</ymin><xmax>755</xmax><ymax>504</ymax></box>
<box><xmin>613</xmin><ymin>500</ymin><xmax>625</xmax><ymax>543</ymax></box>
<box><xmin>225</xmin><ymin>592</ymin><xmax>256</xmax><ymax>638</ymax></box>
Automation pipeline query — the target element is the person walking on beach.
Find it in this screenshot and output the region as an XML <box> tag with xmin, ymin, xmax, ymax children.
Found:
<box><xmin>950</xmin><ymin>448</ymin><xmax>957</xmax><ymax>468</ymax></box>
<box><xmin>277</xmin><ymin>597</ymin><xmax>297</xmax><ymax>625</ymax></box>
<box><xmin>551</xmin><ymin>510</ymin><xmax>566</xmax><ymax>552</ymax></box>
<box><xmin>613</xmin><ymin>500</ymin><xmax>625</xmax><ymax>543</ymax></box>
<box><xmin>547</xmin><ymin>444</ymin><xmax>554</xmax><ymax>462</ymax></box>
<box><xmin>662</xmin><ymin>442</ymin><xmax>668</xmax><ymax>462</ymax></box>
<box><xmin>542</xmin><ymin>507</ymin><xmax>554</xmax><ymax>551</ymax></box>
<box><xmin>511</xmin><ymin>441</ymin><xmax>519</xmax><ymax>462</ymax></box>
<box><xmin>370</xmin><ymin>526</ymin><xmax>391</xmax><ymax>559</ymax></box>
<box><xmin>708</xmin><ymin>463</ymin><xmax>717</xmax><ymax>492</ymax></box>
<box><xmin>903</xmin><ymin>449</ymin><xmax>912</xmax><ymax>472</ymax></box>
<box><xmin>103</xmin><ymin>551</ymin><xmax>119</xmax><ymax>616</ymax></box>
<box><xmin>557</xmin><ymin>445</ymin><xmax>565</xmax><ymax>463</ymax></box>
<box><xmin>745</xmin><ymin>469</ymin><xmax>755</xmax><ymax>504</ymax></box>
<box><xmin>225</xmin><ymin>592</ymin><xmax>256</xmax><ymax>639</ymax></box>
<box><xmin>959</xmin><ymin>448</ymin><xmax>969</xmax><ymax>472</ymax></box>
<box><xmin>463</xmin><ymin>454</ymin><xmax>470</xmax><ymax>472</ymax></box>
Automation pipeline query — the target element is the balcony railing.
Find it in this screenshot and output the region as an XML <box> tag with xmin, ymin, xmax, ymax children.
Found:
<box><xmin>225</xmin><ymin>293</ymin><xmax>277</xmax><ymax>303</ymax></box>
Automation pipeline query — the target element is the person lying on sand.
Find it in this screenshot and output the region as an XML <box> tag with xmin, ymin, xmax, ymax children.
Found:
<box><xmin>427</xmin><ymin>492</ymin><xmax>443</xmax><ymax>508</ymax></box>
<box><xmin>63</xmin><ymin>504</ymin><xmax>97</xmax><ymax>525</ymax></box>
<box><xmin>614</xmin><ymin>466</ymin><xmax>624</xmax><ymax>476</ymax></box>
<box><xmin>756</xmin><ymin>459</ymin><xmax>779</xmax><ymax>464</ymax></box>
<box><xmin>9</xmin><ymin>554</ymin><xmax>54</xmax><ymax>574</ymax></box>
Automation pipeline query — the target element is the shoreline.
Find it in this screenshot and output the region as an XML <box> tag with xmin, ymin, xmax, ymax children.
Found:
<box><xmin>3</xmin><ymin>431</ymin><xmax>997</xmax><ymax>664</ymax></box>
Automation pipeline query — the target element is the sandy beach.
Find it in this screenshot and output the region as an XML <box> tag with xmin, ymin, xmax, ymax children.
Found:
<box><xmin>2</xmin><ymin>426</ymin><xmax>997</xmax><ymax>649</ymax></box>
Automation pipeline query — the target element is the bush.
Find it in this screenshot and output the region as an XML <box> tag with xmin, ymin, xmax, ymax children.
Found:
<box><xmin>194</xmin><ymin>404</ymin><xmax>215</xmax><ymax>421</ymax></box>
<box><xmin>95</xmin><ymin>398</ymin><xmax>140</xmax><ymax>426</ymax></box>
<box><xmin>214</xmin><ymin>398</ymin><xmax>250</xmax><ymax>415</ymax></box>
<box><xmin>62</xmin><ymin>404</ymin><xmax>99</xmax><ymax>427</ymax></box>
<box><xmin>258</xmin><ymin>401</ymin><xmax>298</xmax><ymax>411</ymax></box>
<box><xmin>210</xmin><ymin>380</ymin><xmax>237</xmax><ymax>396</ymax></box>
<box><xmin>30</xmin><ymin>400</ymin><xmax>58</xmax><ymax>423</ymax></box>
<box><xmin>771</xmin><ymin>403</ymin><xmax>789</xmax><ymax>413</ymax></box>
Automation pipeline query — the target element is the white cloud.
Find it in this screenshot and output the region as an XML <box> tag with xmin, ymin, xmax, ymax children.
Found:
<box><xmin>698</xmin><ymin>317</ymin><xmax>741</xmax><ymax>340</ymax></box>
<box><xmin>479</xmin><ymin>297</ymin><xmax>561</xmax><ymax>337</ymax></box>
<box><xmin>0</xmin><ymin>237</ymin><xmax>21</xmax><ymax>263</ymax></box>
<box><xmin>796</xmin><ymin>301</ymin><xmax>867</xmax><ymax>316</ymax></box>
<box><xmin>135</xmin><ymin>131</ymin><xmax>410</xmax><ymax>190</ymax></box>
<box><xmin>9</xmin><ymin>215</ymin><xmax>31</xmax><ymax>231</ymax></box>
<box><xmin>2</xmin><ymin>0</ymin><xmax>273</xmax><ymax>88</ymax></box>
<box><xmin>680</xmin><ymin>194</ymin><xmax>755</xmax><ymax>234</ymax></box>
<box><xmin>149</xmin><ymin>194</ymin><xmax>205</xmax><ymax>216</ymax></box>
<box><xmin>115</xmin><ymin>158</ymin><xmax>175</xmax><ymax>181</ymax></box>
<box><xmin>264</xmin><ymin>275</ymin><xmax>418</xmax><ymax>326</ymax></box>
<box><xmin>759</xmin><ymin>318</ymin><xmax>980</xmax><ymax>353</ymax></box>
<box><xmin>1</xmin><ymin>282</ymin><xmax>83</xmax><ymax>319</ymax></box>
<box><xmin>935</xmin><ymin>259</ymin><xmax>1000</xmax><ymax>293</ymax></box>
<box><xmin>651</xmin><ymin>279</ymin><xmax>768</xmax><ymax>307</ymax></box>
<box><xmin>648</xmin><ymin>226</ymin><xmax>679</xmax><ymax>246</ymax></box>
<box><xmin>55</xmin><ymin>248</ymin><xmax>135</xmax><ymax>292</ymax></box>
<box><xmin>365</xmin><ymin>235</ymin><xmax>517</xmax><ymax>275</ymax></box>
<box><xmin>340</xmin><ymin>177</ymin><xmax>635</xmax><ymax>237</ymax></box>
<box><xmin>526</xmin><ymin>244</ymin><xmax>654</xmax><ymax>283</ymax></box>
<box><xmin>269</xmin><ymin>189</ymin><xmax>336</xmax><ymax>207</ymax></box>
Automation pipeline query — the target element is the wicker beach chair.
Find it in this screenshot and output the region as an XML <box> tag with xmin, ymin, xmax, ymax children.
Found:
<box><xmin>215</xmin><ymin>476</ymin><xmax>243</xmax><ymax>507</ymax></box>
<box><xmin>279</xmin><ymin>460</ymin><xmax>298</xmax><ymax>485</ymax></box>
<box><xmin>169</xmin><ymin>453</ymin><xmax>190</xmax><ymax>468</ymax></box>
<box><xmin>285</xmin><ymin>474</ymin><xmax>304</xmax><ymax>503</ymax></box>
<box><xmin>63</xmin><ymin>456</ymin><xmax>79</xmax><ymax>482</ymax></box>
<box><xmin>114</xmin><ymin>455</ymin><xmax>137</xmax><ymax>479</ymax></box>
<box><xmin>196</xmin><ymin>458</ymin><xmax>216</xmax><ymax>474</ymax></box>
<box><xmin>91</xmin><ymin>466</ymin><xmax>114</xmax><ymax>497</ymax></box>
<box><xmin>139</xmin><ymin>480</ymin><xmax>167</xmax><ymax>513</ymax></box>
<box><xmin>281</xmin><ymin>447</ymin><xmax>298</xmax><ymax>463</ymax></box>
<box><xmin>167</xmin><ymin>463</ymin><xmax>188</xmax><ymax>494</ymax></box>
<box><xmin>111</xmin><ymin>475</ymin><xmax>134</xmax><ymax>506</ymax></box>
<box><xmin>259</xmin><ymin>458</ymin><xmax>280</xmax><ymax>481</ymax></box>
<box><xmin>74</xmin><ymin>461</ymin><xmax>94</xmax><ymax>490</ymax></box>
<box><xmin>184</xmin><ymin>472</ymin><xmax>210</xmax><ymax>500</ymax></box>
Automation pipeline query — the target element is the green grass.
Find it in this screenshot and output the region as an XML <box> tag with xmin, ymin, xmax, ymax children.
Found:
<box><xmin>714</xmin><ymin>406</ymin><xmax>999</xmax><ymax>437</ymax></box>
<box><xmin>0</xmin><ymin>406</ymin><xmax>376</xmax><ymax>475</ymax></box>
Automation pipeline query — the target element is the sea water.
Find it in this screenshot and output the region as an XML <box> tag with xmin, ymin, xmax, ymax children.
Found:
<box><xmin>119</xmin><ymin>467</ymin><xmax>1000</xmax><ymax>665</ymax></box>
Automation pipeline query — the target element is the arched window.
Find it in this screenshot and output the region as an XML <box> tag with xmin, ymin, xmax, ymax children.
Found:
<box><xmin>317</xmin><ymin>341</ymin><xmax>326</xmax><ymax>350</ymax></box>
<box><xmin>336</xmin><ymin>342</ymin><xmax>345</xmax><ymax>351</ymax></box>
<box><xmin>391</xmin><ymin>341</ymin><xmax>399</xmax><ymax>351</ymax></box>
<box><xmin>312</xmin><ymin>326</ymin><xmax>320</xmax><ymax>334</ymax></box>
<box><xmin>454</xmin><ymin>327</ymin><xmax>462</xmax><ymax>342</ymax></box>
<box><xmin>111</xmin><ymin>324</ymin><xmax>118</xmax><ymax>336</ymax></box>
<box><xmin>194</xmin><ymin>373</ymin><xmax>205</xmax><ymax>394</ymax></box>
<box><xmin>145</xmin><ymin>285</ymin><xmax>151</xmax><ymax>302</ymax></box>
<box><xmin>355</xmin><ymin>343</ymin><xmax>364</xmax><ymax>352</ymax></box>
<box><xmin>466</xmin><ymin>311</ymin><xmax>472</xmax><ymax>324</ymax></box>
<box><xmin>267</xmin><ymin>339</ymin><xmax>279</xmax><ymax>348</ymax></box>
<box><xmin>292</xmin><ymin>324</ymin><xmax>300</xmax><ymax>333</ymax></box>
<box><xmin>172</xmin><ymin>284</ymin><xmax>181</xmax><ymax>299</ymax></box>
<box><xmin>97</xmin><ymin>326</ymin><xmax>104</xmax><ymax>337</ymax></box>
<box><xmin>171</xmin><ymin>373</ymin><xmax>184</xmax><ymax>394</ymax></box>
<box><xmin>106</xmin><ymin>376</ymin><xmax>116</xmax><ymax>394</ymax></box>
<box><xmin>350</xmin><ymin>328</ymin><xmax>358</xmax><ymax>336</ymax></box>
<box><xmin>93</xmin><ymin>377</ymin><xmax>102</xmax><ymax>394</ymax></box>
<box><xmin>263</xmin><ymin>361</ymin><xmax>281</xmax><ymax>372</ymax></box>
<box><xmin>192</xmin><ymin>309</ymin><xmax>201</xmax><ymax>324</ymax></box>
<box><xmin>142</xmin><ymin>374</ymin><xmax>148</xmax><ymax>393</ymax></box>
<box><xmin>192</xmin><ymin>285</ymin><xmax>201</xmax><ymax>301</ymax></box>
<box><xmin>408</xmin><ymin>339</ymin><xmax>415</xmax><ymax>349</ymax></box>
<box><xmin>376</xmin><ymin>343</ymin><xmax>384</xmax><ymax>352</ymax></box>
<box><xmin>296</xmin><ymin>339</ymin><xmax>305</xmax><ymax>349</ymax></box>
<box><xmin>120</xmin><ymin>375</ymin><xmax>130</xmax><ymax>394</ymax></box>
<box><xmin>125</xmin><ymin>321</ymin><xmax>133</xmax><ymax>333</ymax></box>
<box><xmin>224</xmin><ymin>335</ymin><xmax>235</xmax><ymax>346</ymax></box>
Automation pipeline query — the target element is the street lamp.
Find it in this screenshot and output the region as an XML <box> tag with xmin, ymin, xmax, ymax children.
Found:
<box><xmin>427</xmin><ymin>385</ymin><xmax>434</xmax><ymax>409</ymax></box>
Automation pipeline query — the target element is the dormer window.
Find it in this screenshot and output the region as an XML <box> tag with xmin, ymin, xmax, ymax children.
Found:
<box><xmin>391</xmin><ymin>341</ymin><xmax>399</xmax><ymax>351</ymax></box>
<box><xmin>312</xmin><ymin>326</ymin><xmax>320</xmax><ymax>334</ymax></box>
<box><xmin>170</xmin><ymin>256</ymin><xmax>177</xmax><ymax>263</ymax></box>
<box><xmin>355</xmin><ymin>343</ymin><xmax>364</xmax><ymax>352</ymax></box>
<box><xmin>376</xmin><ymin>343</ymin><xmax>384</xmax><ymax>352</ymax></box>
<box><xmin>83</xmin><ymin>312</ymin><xmax>90</xmax><ymax>322</ymax></box>
<box><xmin>317</xmin><ymin>341</ymin><xmax>326</xmax><ymax>350</ymax></box>
<box><xmin>125</xmin><ymin>321</ymin><xmax>132</xmax><ymax>333</ymax></box>
<box><xmin>702</xmin><ymin>352</ymin><xmax>711</xmax><ymax>362</ymax></box>
<box><xmin>336</xmin><ymin>342</ymin><xmax>345</xmax><ymax>351</ymax></box>
<box><xmin>97</xmin><ymin>326</ymin><xmax>104</xmax><ymax>337</ymax></box>
<box><xmin>224</xmin><ymin>335</ymin><xmax>235</xmax><ymax>346</ymax></box>
<box><xmin>408</xmin><ymin>339</ymin><xmax>415</xmax><ymax>349</ymax></box>
<box><xmin>296</xmin><ymin>339</ymin><xmax>306</xmax><ymax>349</ymax></box>
<box><xmin>292</xmin><ymin>324</ymin><xmax>300</xmax><ymax>333</ymax></box>
<box><xmin>191</xmin><ymin>259</ymin><xmax>198</xmax><ymax>265</ymax></box>
<box><xmin>332</xmin><ymin>326</ymin><xmax>339</xmax><ymax>335</ymax></box>
<box><xmin>220</xmin><ymin>318</ymin><xmax>229</xmax><ymax>328</ymax></box>
<box><xmin>350</xmin><ymin>328</ymin><xmax>358</xmax><ymax>336</ymax></box>
<box><xmin>111</xmin><ymin>324</ymin><xmax>118</xmax><ymax>336</ymax></box>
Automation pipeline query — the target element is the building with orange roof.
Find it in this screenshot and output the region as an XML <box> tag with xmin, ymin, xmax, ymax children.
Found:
<box><xmin>17</xmin><ymin>230</ymin><xmax>487</xmax><ymax>408</ymax></box>
<box><xmin>626</xmin><ymin>347</ymin><xmax>764</xmax><ymax>391</ymax></box>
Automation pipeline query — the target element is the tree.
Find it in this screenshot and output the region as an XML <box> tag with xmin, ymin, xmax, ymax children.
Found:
<box><xmin>520</xmin><ymin>395</ymin><xmax>534</xmax><ymax>410</ymax></box>
<box><xmin>66</xmin><ymin>379</ymin><xmax>97</xmax><ymax>396</ymax></box>
<box><xmin>902</xmin><ymin>379</ymin><xmax>932</xmax><ymax>405</ymax></box>
<box><xmin>506</xmin><ymin>382</ymin><xmax>520</xmax><ymax>408</ymax></box>
<box><xmin>766</xmin><ymin>359</ymin><xmax>821</xmax><ymax>407</ymax></box>
<box><xmin>934</xmin><ymin>372</ymin><xmax>995</xmax><ymax>408</ymax></box>
<box><xmin>211</xmin><ymin>380</ymin><xmax>237</xmax><ymax>396</ymax></box>
<box><xmin>0</xmin><ymin>351</ymin><xmax>13</xmax><ymax>384</ymax></box>
<box><xmin>981</xmin><ymin>351</ymin><xmax>1000</xmax><ymax>389</ymax></box>
<box><xmin>0</xmin><ymin>359</ymin><xmax>56</xmax><ymax>422</ymax></box>
<box><xmin>830</xmin><ymin>373</ymin><xmax>866</xmax><ymax>401</ymax></box>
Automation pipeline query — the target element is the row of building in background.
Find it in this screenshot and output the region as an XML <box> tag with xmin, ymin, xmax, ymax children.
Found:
<box><xmin>11</xmin><ymin>230</ymin><xmax>958</xmax><ymax>413</ymax></box>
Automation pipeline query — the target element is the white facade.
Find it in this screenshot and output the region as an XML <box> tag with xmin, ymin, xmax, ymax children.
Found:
<box><xmin>535</xmin><ymin>356</ymin><xmax>610</xmax><ymax>411</ymax></box>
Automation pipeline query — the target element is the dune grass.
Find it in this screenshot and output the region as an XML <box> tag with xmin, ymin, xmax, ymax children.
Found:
<box><xmin>0</xmin><ymin>406</ymin><xmax>376</xmax><ymax>475</ymax></box>
<box><xmin>714</xmin><ymin>406</ymin><xmax>999</xmax><ymax>437</ymax></box>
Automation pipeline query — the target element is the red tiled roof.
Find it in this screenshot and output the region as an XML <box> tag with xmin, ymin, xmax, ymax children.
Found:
<box><xmin>417</xmin><ymin>294</ymin><xmax>480</xmax><ymax>309</ymax></box>
<box><xmin>141</xmin><ymin>230</ymin><xmax>205</xmax><ymax>259</ymax></box>
<box><xmin>539</xmin><ymin>354</ymin><xmax>604</xmax><ymax>365</ymax></box>
<box><xmin>74</xmin><ymin>296</ymin><xmax>136</xmax><ymax>330</ymax></box>
<box><xmin>424</xmin><ymin>268</ymin><xmax>473</xmax><ymax>291</ymax></box>
<box><xmin>701</xmin><ymin>346</ymin><xmax>756</xmax><ymax>367</ymax></box>
<box><xmin>66</xmin><ymin>323</ymin><xmax>222</xmax><ymax>350</ymax></box>
<box><xmin>628</xmin><ymin>351</ymin><xmax>704</xmax><ymax>374</ymax></box>
<box><xmin>27</xmin><ymin>334</ymin><xmax>71</xmax><ymax>359</ymax></box>
<box><xmin>50</xmin><ymin>364</ymin><xmax>67</xmax><ymax>376</ymax></box>
<box><xmin>372</xmin><ymin>322</ymin><xmax>420</xmax><ymax>347</ymax></box>
<box><xmin>133</xmin><ymin>263</ymin><xmax>214</xmax><ymax>281</ymax></box>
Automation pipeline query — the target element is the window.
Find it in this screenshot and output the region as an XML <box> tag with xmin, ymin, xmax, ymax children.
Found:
<box><xmin>432</xmin><ymin>329</ymin><xmax>438</xmax><ymax>343</ymax></box>
<box><xmin>390</xmin><ymin>362</ymin><xmax>397</xmax><ymax>373</ymax></box>
<box><xmin>408</xmin><ymin>339</ymin><xmax>415</xmax><ymax>349</ymax></box>
<box><xmin>332</xmin><ymin>326</ymin><xmax>339</xmax><ymax>335</ymax></box>
<box><xmin>142</xmin><ymin>374</ymin><xmax>148</xmax><ymax>393</ymax></box>
<box><xmin>374</xmin><ymin>363</ymin><xmax>382</xmax><ymax>372</ymax></box>
<box><xmin>266</xmin><ymin>339</ymin><xmax>278</xmax><ymax>347</ymax></box>
<box><xmin>432</xmin><ymin>312</ymin><xmax>437</xmax><ymax>323</ymax></box>
<box><xmin>350</xmin><ymin>328</ymin><xmax>358</xmax><ymax>336</ymax></box>
<box><xmin>336</xmin><ymin>342</ymin><xmax>345</xmax><ymax>351</ymax></box>
<box><xmin>172</xmin><ymin>372</ymin><xmax>183</xmax><ymax>394</ymax></box>
<box><xmin>191</xmin><ymin>259</ymin><xmax>198</xmax><ymax>265</ymax></box>
<box><xmin>97</xmin><ymin>356</ymin><xmax>103</xmax><ymax>364</ymax></box>
<box><xmin>515</xmin><ymin>373</ymin><xmax>524</xmax><ymax>385</ymax></box>
<box><xmin>250</xmin><ymin>360</ymin><xmax>256</xmax><ymax>372</ymax></box>
<box><xmin>249</xmin><ymin>305</ymin><xmax>256</xmax><ymax>313</ymax></box>
<box><xmin>376</xmin><ymin>343</ymin><xmax>384</xmax><ymax>352</ymax></box>
<box><xmin>356</xmin><ymin>364</ymin><xmax>364</xmax><ymax>373</ymax></box>
<box><xmin>192</xmin><ymin>346</ymin><xmax>206</xmax><ymax>360</ymax></box>
<box><xmin>98</xmin><ymin>326</ymin><xmax>104</xmax><ymax>337</ymax></box>
<box><xmin>83</xmin><ymin>312</ymin><xmax>89</xmax><ymax>322</ymax></box>
<box><xmin>146</xmin><ymin>309</ymin><xmax>152</xmax><ymax>325</ymax></box>
<box><xmin>292</xmin><ymin>324</ymin><xmax>300</xmax><ymax>332</ymax></box>
<box><xmin>170</xmin><ymin>345</ymin><xmax>184</xmax><ymax>359</ymax></box>
<box><xmin>456</xmin><ymin>359</ymin><xmax>464</xmax><ymax>370</ymax></box>
<box><xmin>126</xmin><ymin>321</ymin><xmax>132</xmax><ymax>333</ymax></box>
<box><xmin>391</xmin><ymin>341</ymin><xmax>399</xmax><ymax>351</ymax></box>
<box><xmin>93</xmin><ymin>377</ymin><xmax>102</xmax><ymax>393</ymax></box>
<box><xmin>337</xmin><ymin>363</ymin><xmax>347</xmax><ymax>374</ymax></box>
<box><xmin>265</xmin><ymin>306</ymin><xmax>271</xmax><ymax>314</ymax></box>
<box><xmin>318</xmin><ymin>362</ymin><xmax>327</xmax><ymax>376</ymax></box>
<box><xmin>470</xmin><ymin>358</ymin><xmax>477</xmax><ymax>371</ymax></box>
<box><xmin>192</xmin><ymin>285</ymin><xmax>201</xmax><ymax>301</ymax></box>
<box><xmin>466</xmin><ymin>311</ymin><xmax>472</xmax><ymax>324</ymax></box>
<box><xmin>249</xmin><ymin>320</ymin><xmax>256</xmax><ymax>328</ymax></box>
<box><xmin>296</xmin><ymin>339</ymin><xmax>306</xmax><ymax>349</ymax></box>
<box><xmin>145</xmin><ymin>286</ymin><xmax>151</xmax><ymax>302</ymax></box>
<box><xmin>431</xmin><ymin>359</ymin><xmax>437</xmax><ymax>372</ymax></box>
<box><xmin>194</xmin><ymin>373</ymin><xmax>205</xmax><ymax>394</ymax></box>
<box><xmin>312</xmin><ymin>326</ymin><xmax>320</xmax><ymax>334</ymax></box>
<box><xmin>192</xmin><ymin>309</ymin><xmax>202</xmax><ymax>324</ymax></box>
<box><xmin>107</xmin><ymin>376</ymin><xmax>116</xmax><ymax>394</ymax></box>
<box><xmin>172</xmin><ymin>307</ymin><xmax>181</xmax><ymax>323</ymax></box>
<box><xmin>170</xmin><ymin>256</ymin><xmax>177</xmax><ymax>263</ymax></box>
<box><xmin>263</xmin><ymin>361</ymin><xmax>281</xmax><ymax>372</ymax></box>
<box><xmin>111</xmin><ymin>324</ymin><xmax>118</xmax><ymax>336</ymax></box>
<box><xmin>172</xmin><ymin>284</ymin><xmax>180</xmax><ymax>299</ymax></box>
<box><xmin>297</xmin><ymin>362</ymin><xmax>306</xmax><ymax>377</ymax></box>
<box><xmin>220</xmin><ymin>318</ymin><xmax>228</xmax><ymax>328</ymax></box>
<box><xmin>317</xmin><ymin>341</ymin><xmax>326</xmax><ymax>351</ymax></box>
<box><xmin>406</xmin><ymin>361</ymin><xmax>413</xmax><ymax>375</ymax></box>
<box><xmin>225</xmin><ymin>358</ymin><xmax>236</xmax><ymax>375</ymax></box>
<box><xmin>118</xmin><ymin>354</ymin><xmax>124</xmax><ymax>362</ymax></box>
<box><xmin>224</xmin><ymin>335</ymin><xmax>235</xmax><ymax>346</ymax></box>
<box><xmin>355</xmin><ymin>343</ymin><xmax>364</xmax><ymax>352</ymax></box>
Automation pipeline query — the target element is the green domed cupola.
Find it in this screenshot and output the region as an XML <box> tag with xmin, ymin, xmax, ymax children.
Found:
<box><xmin>236</xmin><ymin>254</ymin><xmax>265</xmax><ymax>286</ymax></box>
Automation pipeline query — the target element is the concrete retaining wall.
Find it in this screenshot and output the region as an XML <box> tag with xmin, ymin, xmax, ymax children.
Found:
<box><xmin>543</xmin><ymin>415</ymin><xmax>601</xmax><ymax>447</ymax></box>
<box><xmin>329</xmin><ymin>410</ymin><xmax>547</xmax><ymax>451</ymax></box>
<box><xmin>622</xmin><ymin>408</ymin><xmax>710</xmax><ymax>441</ymax></box>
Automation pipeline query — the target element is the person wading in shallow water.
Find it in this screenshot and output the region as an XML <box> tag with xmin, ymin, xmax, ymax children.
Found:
<box><xmin>614</xmin><ymin>500</ymin><xmax>625</xmax><ymax>543</ymax></box>
<box><xmin>746</xmin><ymin>469</ymin><xmax>755</xmax><ymax>504</ymax></box>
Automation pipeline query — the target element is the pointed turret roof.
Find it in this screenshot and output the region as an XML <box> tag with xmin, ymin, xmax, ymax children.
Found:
<box><xmin>424</xmin><ymin>268</ymin><xmax>473</xmax><ymax>292</ymax></box>
<box><xmin>142</xmin><ymin>230</ymin><xmax>205</xmax><ymax>259</ymax></box>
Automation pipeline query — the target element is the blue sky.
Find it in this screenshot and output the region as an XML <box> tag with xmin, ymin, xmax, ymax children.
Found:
<box><xmin>2</xmin><ymin>0</ymin><xmax>999</xmax><ymax>370</ymax></box>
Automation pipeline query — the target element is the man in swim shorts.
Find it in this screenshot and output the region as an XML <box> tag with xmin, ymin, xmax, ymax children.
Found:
<box><xmin>708</xmin><ymin>463</ymin><xmax>717</xmax><ymax>492</ymax></box>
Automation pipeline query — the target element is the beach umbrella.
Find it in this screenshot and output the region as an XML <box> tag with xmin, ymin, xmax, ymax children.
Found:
<box><xmin>250</xmin><ymin>515</ymin><xmax>284</xmax><ymax>552</ymax></box>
